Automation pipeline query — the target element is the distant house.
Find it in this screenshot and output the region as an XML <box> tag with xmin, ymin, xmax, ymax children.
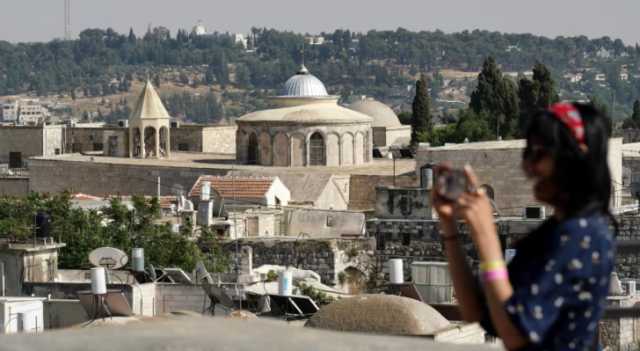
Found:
<box><xmin>564</xmin><ymin>72</ymin><xmax>583</xmax><ymax>83</ymax></box>
<box><xmin>189</xmin><ymin>175</ymin><xmax>290</xmax><ymax>207</ymax></box>
<box><xmin>595</xmin><ymin>73</ymin><xmax>607</xmax><ymax>82</ymax></box>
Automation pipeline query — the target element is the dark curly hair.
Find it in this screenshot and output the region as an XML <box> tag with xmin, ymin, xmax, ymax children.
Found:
<box><xmin>524</xmin><ymin>102</ymin><xmax>615</xmax><ymax>222</ymax></box>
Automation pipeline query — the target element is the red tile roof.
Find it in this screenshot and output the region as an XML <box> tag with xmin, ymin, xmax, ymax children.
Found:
<box><xmin>189</xmin><ymin>176</ymin><xmax>275</xmax><ymax>200</ymax></box>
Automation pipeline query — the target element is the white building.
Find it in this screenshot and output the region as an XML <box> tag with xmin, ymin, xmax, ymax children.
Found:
<box><xmin>0</xmin><ymin>297</ymin><xmax>45</xmax><ymax>334</ymax></box>
<box><xmin>18</xmin><ymin>99</ymin><xmax>49</xmax><ymax>126</ymax></box>
<box><xmin>234</xmin><ymin>33</ymin><xmax>248</xmax><ymax>49</ymax></box>
<box><xmin>1</xmin><ymin>101</ymin><xmax>19</xmax><ymax>122</ymax></box>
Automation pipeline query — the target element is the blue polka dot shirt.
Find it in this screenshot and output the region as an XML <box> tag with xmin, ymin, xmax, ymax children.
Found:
<box><xmin>480</xmin><ymin>213</ymin><xmax>614</xmax><ymax>350</ymax></box>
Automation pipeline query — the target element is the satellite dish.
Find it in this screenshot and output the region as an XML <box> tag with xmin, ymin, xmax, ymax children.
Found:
<box><xmin>89</xmin><ymin>247</ymin><xmax>128</xmax><ymax>270</ymax></box>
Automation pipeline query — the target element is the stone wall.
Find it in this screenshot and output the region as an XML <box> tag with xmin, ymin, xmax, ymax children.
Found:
<box><xmin>28</xmin><ymin>158</ymin><xmax>228</xmax><ymax>196</ymax></box>
<box><xmin>66</xmin><ymin>127</ymin><xmax>128</xmax><ymax>156</ymax></box>
<box><xmin>375</xmin><ymin>186</ymin><xmax>431</xmax><ymax>219</ymax></box>
<box><xmin>201</xmin><ymin>126</ymin><xmax>236</xmax><ymax>154</ymax></box>
<box><xmin>348</xmin><ymin>174</ymin><xmax>417</xmax><ymax>212</ymax></box>
<box><xmin>415</xmin><ymin>146</ymin><xmax>538</xmax><ymax>217</ymax></box>
<box><xmin>0</xmin><ymin>177</ymin><xmax>29</xmax><ymax>196</ymax></box>
<box><xmin>0</xmin><ymin>126</ymin><xmax>63</xmax><ymax>164</ymax></box>
<box><xmin>221</xmin><ymin>238</ymin><xmax>374</xmax><ymax>285</ymax></box>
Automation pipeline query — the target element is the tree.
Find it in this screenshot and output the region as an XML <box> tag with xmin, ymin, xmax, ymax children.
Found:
<box><xmin>469</xmin><ymin>57</ymin><xmax>519</xmax><ymax>138</ymax></box>
<box><xmin>411</xmin><ymin>74</ymin><xmax>432</xmax><ymax>146</ymax></box>
<box><xmin>623</xmin><ymin>99</ymin><xmax>640</xmax><ymax>129</ymax></box>
<box><xmin>128</xmin><ymin>28</ymin><xmax>136</xmax><ymax>43</ymax></box>
<box><xmin>633</xmin><ymin>99</ymin><xmax>640</xmax><ymax>122</ymax></box>
<box><xmin>518</xmin><ymin>63</ymin><xmax>559</xmax><ymax>135</ymax></box>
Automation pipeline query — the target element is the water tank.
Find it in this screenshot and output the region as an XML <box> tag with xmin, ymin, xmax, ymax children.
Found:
<box><xmin>131</xmin><ymin>248</ymin><xmax>145</xmax><ymax>272</ymax></box>
<box><xmin>91</xmin><ymin>267</ymin><xmax>107</xmax><ymax>295</ymax></box>
<box><xmin>278</xmin><ymin>270</ymin><xmax>293</xmax><ymax>296</ymax></box>
<box><xmin>201</xmin><ymin>181</ymin><xmax>211</xmax><ymax>201</ymax></box>
<box><xmin>389</xmin><ymin>259</ymin><xmax>404</xmax><ymax>284</ymax></box>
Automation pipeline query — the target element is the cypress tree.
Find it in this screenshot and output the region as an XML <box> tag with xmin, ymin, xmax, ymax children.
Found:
<box><xmin>469</xmin><ymin>57</ymin><xmax>519</xmax><ymax>138</ymax></box>
<box><xmin>517</xmin><ymin>63</ymin><xmax>559</xmax><ymax>136</ymax></box>
<box><xmin>633</xmin><ymin>99</ymin><xmax>640</xmax><ymax>122</ymax></box>
<box><xmin>411</xmin><ymin>74</ymin><xmax>432</xmax><ymax>146</ymax></box>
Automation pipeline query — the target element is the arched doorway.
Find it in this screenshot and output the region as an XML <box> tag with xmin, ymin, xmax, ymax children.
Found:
<box><xmin>144</xmin><ymin>127</ymin><xmax>156</xmax><ymax>158</ymax></box>
<box><xmin>247</xmin><ymin>133</ymin><xmax>258</xmax><ymax>165</ymax></box>
<box><xmin>133</xmin><ymin>128</ymin><xmax>142</xmax><ymax>157</ymax></box>
<box><xmin>309</xmin><ymin>132</ymin><xmax>326</xmax><ymax>166</ymax></box>
<box><xmin>159</xmin><ymin>126</ymin><xmax>169</xmax><ymax>158</ymax></box>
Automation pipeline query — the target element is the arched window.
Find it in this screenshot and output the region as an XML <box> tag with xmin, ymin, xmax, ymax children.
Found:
<box><xmin>247</xmin><ymin>133</ymin><xmax>258</xmax><ymax>165</ymax></box>
<box><xmin>309</xmin><ymin>132</ymin><xmax>326</xmax><ymax>166</ymax></box>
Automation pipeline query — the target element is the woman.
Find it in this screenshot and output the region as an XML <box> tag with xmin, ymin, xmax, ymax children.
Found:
<box><xmin>433</xmin><ymin>102</ymin><xmax>615</xmax><ymax>350</ymax></box>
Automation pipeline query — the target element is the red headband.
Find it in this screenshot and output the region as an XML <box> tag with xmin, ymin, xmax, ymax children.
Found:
<box><xmin>549</xmin><ymin>102</ymin><xmax>586</xmax><ymax>147</ymax></box>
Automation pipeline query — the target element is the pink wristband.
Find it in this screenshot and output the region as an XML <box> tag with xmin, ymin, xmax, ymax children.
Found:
<box><xmin>482</xmin><ymin>268</ymin><xmax>508</xmax><ymax>283</ymax></box>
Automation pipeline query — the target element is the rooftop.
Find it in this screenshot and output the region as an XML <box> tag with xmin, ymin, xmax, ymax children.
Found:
<box><xmin>0</xmin><ymin>316</ymin><xmax>498</xmax><ymax>351</ymax></box>
<box><xmin>31</xmin><ymin>153</ymin><xmax>416</xmax><ymax>177</ymax></box>
<box><xmin>426</xmin><ymin>139</ymin><xmax>526</xmax><ymax>151</ymax></box>
<box><xmin>189</xmin><ymin>176</ymin><xmax>277</xmax><ymax>200</ymax></box>
<box><xmin>237</xmin><ymin>100</ymin><xmax>373</xmax><ymax>124</ymax></box>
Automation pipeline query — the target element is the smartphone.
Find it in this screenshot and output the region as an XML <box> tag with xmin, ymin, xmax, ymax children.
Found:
<box><xmin>435</xmin><ymin>168</ymin><xmax>468</xmax><ymax>202</ymax></box>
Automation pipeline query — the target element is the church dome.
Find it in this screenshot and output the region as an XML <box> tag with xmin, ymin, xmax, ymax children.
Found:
<box><xmin>280</xmin><ymin>65</ymin><xmax>329</xmax><ymax>97</ymax></box>
<box><xmin>348</xmin><ymin>97</ymin><xmax>402</xmax><ymax>128</ymax></box>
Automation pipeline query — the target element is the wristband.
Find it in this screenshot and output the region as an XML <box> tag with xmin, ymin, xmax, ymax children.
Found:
<box><xmin>479</xmin><ymin>260</ymin><xmax>506</xmax><ymax>272</ymax></box>
<box><xmin>482</xmin><ymin>268</ymin><xmax>509</xmax><ymax>283</ymax></box>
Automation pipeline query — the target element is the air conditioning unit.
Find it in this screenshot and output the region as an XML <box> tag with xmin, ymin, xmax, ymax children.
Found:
<box><xmin>171</xmin><ymin>121</ymin><xmax>180</xmax><ymax>128</ymax></box>
<box><xmin>117</xmin><ymin>120</ymin><xmax>128</xmax><ymax>128</ymax></box>
<box><xmin>523</xmin><ymin>206</ymin><xmax>545</xmax><ymax>220</ymax></box>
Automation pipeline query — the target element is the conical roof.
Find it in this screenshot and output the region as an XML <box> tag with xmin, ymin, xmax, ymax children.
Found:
<box><xmin>129</xmin><ymin>81</ymin><xmax>170</xmax><ymax>121</ymax></box>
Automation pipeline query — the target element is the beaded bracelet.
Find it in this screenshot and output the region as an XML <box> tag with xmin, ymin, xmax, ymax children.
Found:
<box><xmin>479</xmin><ymin>260</ymin><xmax>506</xmax><ymax>273</ymax></box>
<box><xmin>482</xmin><ymin>268</ymin><xmax>509</xmax><ymax>283</ymax></box>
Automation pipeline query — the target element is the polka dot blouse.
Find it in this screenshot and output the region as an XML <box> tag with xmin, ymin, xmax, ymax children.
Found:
<box><xmin>480</xmin><ymin>214</ymin><xmax>614</xmax><ymax>350</ymax></box>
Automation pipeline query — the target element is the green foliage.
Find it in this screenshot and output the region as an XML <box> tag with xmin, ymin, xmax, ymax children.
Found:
<box><xmin>517</xmin><ymin>63</ymin><xmax>559</xmax><ymax>135</ymax></box>
<box><xmin>622</xmin><ymin>99</ymin><xmax>640</xmax><ymax>129</ymax></box>
<box><xmin>411</xmin><ymin>74</ymin><xmax>432</xmax><ymax>146</ymax></box>
<box><xmin>196</xmin><ymin>226</ymin><xmax>232</xmax><ymax>273</ymax></box>
<box><xmin>397</xmin><ymin>111</ymin><xmax>412</xmax><ymax>125</ymax></box>
<box><xmin>297</xmin><ymin>283</ymin><xmax>335</xmax><ymax>306</ymax></box>
<box><xmin>429</xmin><ymin>124</ymin><xmax>457</xmax><ymax>147</ymax></box>
<box><xmin>0</xmin><ymin>193</ymin><xmax>210</xmax><ymax>271</ymax></box>
<box><xmin>266</xmin><ymin>270</ymin><xmax>278</xmax><ymax>282</ymax></box>
<box><xmin>454</xmin><ymin>109</ymin><xmax>493</xmax><ymax>142</ymax></box>
<box><xmin>469</xmin><ymin>57</ymin><xmax>519</xmax><ymax>139</ymax></box>
<box><xmin>162</xmin><ymin>90</ymin><xmax>225</xmax><ymax>124</ymax></box>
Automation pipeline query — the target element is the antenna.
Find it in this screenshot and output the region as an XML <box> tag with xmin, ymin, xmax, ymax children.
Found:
<box><xmin>64</xmin><ymin>0</ymin><xmax>71</xmax><ymax>40</ymax></box>
<box><xmin>301</xmin><ymin>41</ymin><xmax>306</xmax><ymax>66</ymax></box>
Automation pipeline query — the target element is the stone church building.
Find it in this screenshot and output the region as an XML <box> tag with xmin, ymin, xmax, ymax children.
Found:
<box><xmin>235</xmin><ymin>65</ymin><xmax>374</xmax><ymax>167</ymax></box>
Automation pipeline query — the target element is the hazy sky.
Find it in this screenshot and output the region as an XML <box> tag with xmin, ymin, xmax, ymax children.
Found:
<box><xmin>1</xmin><ymin>0</ymin><xmax>638</xmax><ymax>45</ymax></box>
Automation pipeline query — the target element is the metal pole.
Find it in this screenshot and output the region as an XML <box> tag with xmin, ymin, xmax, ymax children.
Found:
<box><xmin>157</xmin><ymin>176</ymin><xmax>161</xmax><ymax>198</ymax></box>
<box><xmin>393</xmin><ymin>157</ymin><xmax>396</xmax><ymax>187</ymax></box>
<box><xmin>0</xmin><ymin>262</ymin><xmax>5</xmax><ymax>297</ymax></box>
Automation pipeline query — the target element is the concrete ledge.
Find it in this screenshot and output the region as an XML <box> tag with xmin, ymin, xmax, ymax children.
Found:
<box><xmin>1</xmin><ymin>316</ymin><xmax>501</xmax><ymax>351</ymax></box>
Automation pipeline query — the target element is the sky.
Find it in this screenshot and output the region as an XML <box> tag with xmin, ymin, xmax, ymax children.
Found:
<box><xmin>0</xmin><ymin>0</ymin><xmax>638</xmax><ymax>45</ymax></box>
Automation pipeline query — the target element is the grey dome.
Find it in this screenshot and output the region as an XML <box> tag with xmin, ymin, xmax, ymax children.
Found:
<box><xmin>280</xmin><ymin>65</ymin><xmax>329</xmax><ymax>97</ymax></box>
<box><xmin>348</xmin><ymin>98</ymin><xmax>402</xmax><ymax>128</ymax></box>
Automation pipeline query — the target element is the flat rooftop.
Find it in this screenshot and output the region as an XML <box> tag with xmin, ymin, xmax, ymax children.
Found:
<box><xmin>426</xmin><ymin>139</ymin><xmax>526</xmax><ymax>151</ymax></box>
<box><xmin>32</xmin><ymin>153</ymin><xmax>416</xmax><ymax>177</ymax></box>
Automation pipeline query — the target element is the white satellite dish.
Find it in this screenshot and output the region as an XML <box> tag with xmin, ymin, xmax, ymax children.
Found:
<box><xmin>89</xmin><ymin>247</ymin><xmax>129</xmax><ymax>269</ymax></box>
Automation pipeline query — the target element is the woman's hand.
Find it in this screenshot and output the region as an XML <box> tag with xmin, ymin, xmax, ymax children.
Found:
<box><xmin>431</xmin><ymin>163</ymin><xmax>456</xmax><ymax>224</ymax></box>
<box><xmin>456</xmin><ymin>165</ymin><xmax>498</xmax><ymax>245</ymax></box>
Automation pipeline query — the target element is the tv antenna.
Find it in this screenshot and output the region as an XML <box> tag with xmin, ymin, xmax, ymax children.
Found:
<box><xmin>64</xmin><ymin>0</ymin><xmax>72</xmax><ymax>40</ymax></box>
